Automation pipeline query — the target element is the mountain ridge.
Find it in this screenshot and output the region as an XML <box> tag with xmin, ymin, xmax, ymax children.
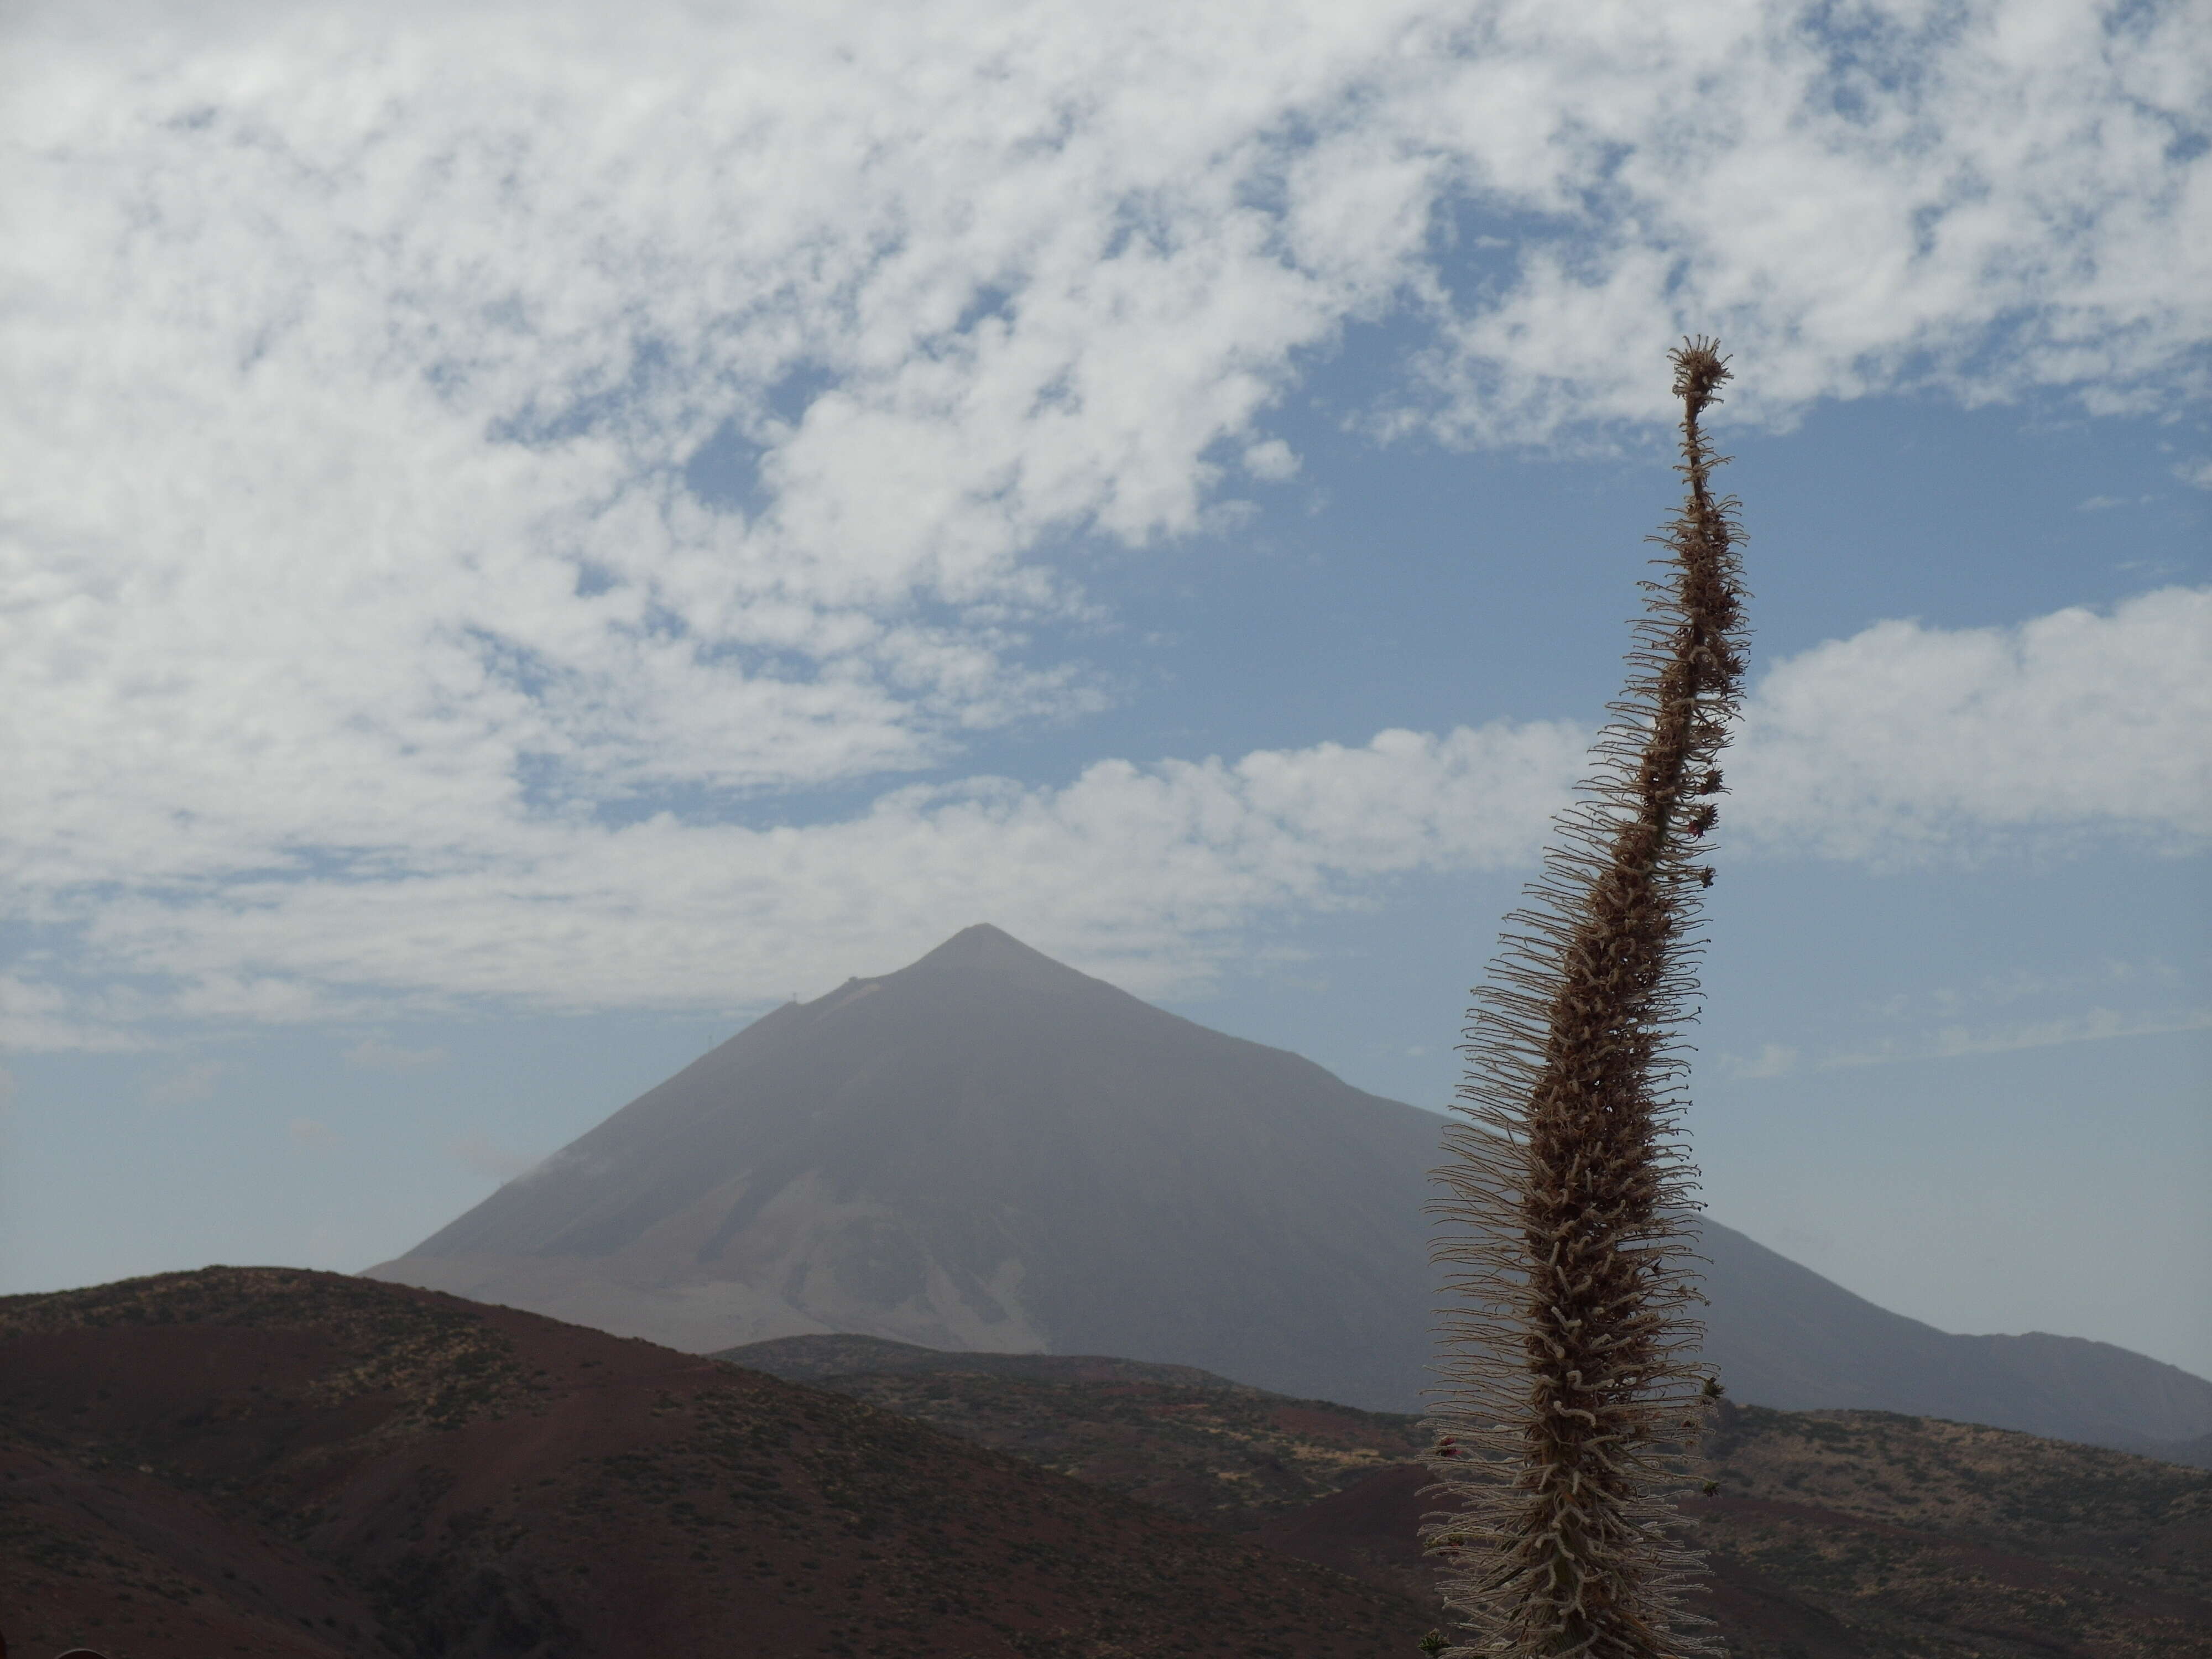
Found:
<box><xmin>368</xmin><ymin>924</ymin><xmax>2212</xmax><ymax>1457</ymax></box>
<box><xmin>0</xmin><ymin>1265</ymin><xmax>1433</xmax><ymax>1658</ymax></box>
<box><xmin>9</xmin><ymin>1268</ymin><xmax>2200</xmax><ymax>1659</ymax></box>
<box><xmin>706</xmin><ymin>1332</ymin><xmax>2212</xmax><ymax>1656</ymax></box>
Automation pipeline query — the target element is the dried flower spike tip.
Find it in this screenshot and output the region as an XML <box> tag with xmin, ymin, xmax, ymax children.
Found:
<box><xmin>1423</xmin><ymin>338</ymin><xmax>1749</xmax><ymax>1659</ymax></box>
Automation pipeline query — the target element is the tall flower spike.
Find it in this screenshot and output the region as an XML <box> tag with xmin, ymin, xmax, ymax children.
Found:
<box><xmin>1424</xmin><ymin>339</ymin><xmax>1749</xmax><ymax>1658</ymax></box>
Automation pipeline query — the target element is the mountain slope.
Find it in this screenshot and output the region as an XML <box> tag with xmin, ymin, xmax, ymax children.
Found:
<box><xmin>369</xmin><ymin>924</ymin><xmax>2212</xmax><ymax>1452</ymax></box>
<box><xmin>719</xmin><ymin>1333</ymin><xmax>1429</xmax><ymax>1535</ymax></box>
<box><xmin>1699</xmin><ymin>1224</ymin><xmax>2212</xmax><ymax>1461</ymax></box>
<box><xmin>372</xmin><ymin>923</ymin><xmax>1447</xmax><ymax>1410</ymax></box>
<box><xmin>1265</xmin><ymin>1413</ymin><xmax>2212</xmax><ymax>1659</ymax></box>
<box><xmin>717</xmin><ymin>1337</ymin><xmax>2212</xmax><ymax>1658</ymax></box>
<box><xmin>0</xmin><ymin>1267</ymin><xmax>1432</xmax><ymax>1659</ymax></box>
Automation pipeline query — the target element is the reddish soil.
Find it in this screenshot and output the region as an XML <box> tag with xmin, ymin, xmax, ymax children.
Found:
<box><xmin>11</xmin><ymin>1276</ymin><xmax>2207</xmax><ymax>1659</ymax></box>
<box><xmin>1</xmin><ymin>1269</ymin><xmax>1434</xmax><ymax>1659</ymax></box>
<box><xmin>768</xmin><ymin>1336</ymin><xmax>2212</xmax><ymax>1658</ymax></box>
<box><xmin>1247</xmin><ymin>1460</ymin><xmax>2212</xmax><ymax>1658</ymax></box>
<box><xmin>1251</xmin><ymin>1465</ymin><xmax>1864</xmax><ymax>1658</ymax></box>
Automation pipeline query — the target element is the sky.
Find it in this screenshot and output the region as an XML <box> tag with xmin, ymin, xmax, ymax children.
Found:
<box><xmin>2</xmin><ymin>1</ymin><xmax>2208</xmax><ymax>1378</ymax></box>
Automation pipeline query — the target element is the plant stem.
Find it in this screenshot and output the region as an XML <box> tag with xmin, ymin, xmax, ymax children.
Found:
<box><xmin>1426</xmin><ymin>339</ymin><xmax>1748</xmax><ymax>1659</ymax></box>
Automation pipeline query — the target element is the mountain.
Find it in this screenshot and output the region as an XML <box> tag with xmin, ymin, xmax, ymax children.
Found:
<box><xmin>722</xmin><ymin>1331</ymin><xmax>1238</xmax><ymax>1389</ymax></box>
<box><xmin>1700</xmin><ymin>1225</ymin><xmax>2212</xmax><ymax>1464</ymax></box>
<box><xmin>16</xmin><ymin>1271</ymin><xmax>2198</xmax><ymax>1659</ymax></box>
<box><xmin>368</xmin><ymin>924</ymin><xmax>2212</xmax><ymax>1453</ymax></box>
<box><xmin>718</xmin><ymin>1334</ymin><xmax>2212</xmax><ymax>1658</ymax></box>
<box><xmin>370</xmin><ymin>923</ymin><xmax>1446</xmax><ymax>1410</ymax></box>
<box><xmin>718</xmin><ymin>1333</ymin><xmax>1430</xmax><ymax>1536</ymax></box>
<box><xmin>1265</xmin><ymin>1420</ymin><xmax>2212</xmax><ymax>1659</ymax></box>
<box><xmin>0</xmin><ymin>1267</ymin><xmax>1431</xmax><ymax>1659</ymax></box>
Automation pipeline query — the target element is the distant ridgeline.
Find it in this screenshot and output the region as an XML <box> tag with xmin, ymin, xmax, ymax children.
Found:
<box><xmin>10</xmin><ymin>1269</ymin><xmax>2204</xmax><ymax>1656</ymax></box>
<box><xmin>368</xmin><ymin>924</ymin><xmax>2212</xmax><ymax>1462</ymax></box>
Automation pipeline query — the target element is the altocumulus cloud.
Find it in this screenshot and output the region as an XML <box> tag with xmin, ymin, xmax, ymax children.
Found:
<box><xmin>1</xmin><ymin>0</ymin><xmax>2206</xmax><ymax>1044</ymax></box>
<box><xmin>1729</xmin><ymin>587</ymin><xmax>2212</xmax><ymax>863</ymax></box>
<box><xmin>8</xmin><ymin>594</ymin><xmax>2204</xmax><ymax>1047</ymax></box>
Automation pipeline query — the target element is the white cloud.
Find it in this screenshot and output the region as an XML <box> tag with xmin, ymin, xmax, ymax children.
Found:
<box><xmin>0</xmin><ymin>977</ymin><xmax>116</xmax><ymax>1053</ymax></box>
<box><xmin>288</xmin><ymin>1116</ymin><xmax>340</xmax><ymax>1151</ymax></box>
<box><xmin>1726</xmin><ymin>586</ymin><xmax>2212</xmax><ymax>863</ymax></box>
<box><xmin>2175</xmin><ymin>458</ymin><xmax>2212</xmax><ymax>490</ymax></box>
<box><xmin>3</xmin><ymin>4</ymin><xmax>2202</xmax><ymax>847</ymax></box>
<box><xmin>1406</xmin><ymin>1</ymin><xmax>2212</xmax><ymax>437</ymax></box>
<box><xmin>35</xmin><ymin>718</ymin><xmax>1589</xmax><ymax>1027</ymax></box>
<box><xmin>1244</xmin><ymin>439</ymin><xmax>1302</xmax><ymax>482</ymax></box>
<box><xmin>7</xmin><ymin>586</ymin><xmax>2204</xmax><ymax>1042</ymax></box>
<box><xmin>2</xmin><ymin>3</ymin><xmax>2206</xmax><ymax>1042</ymax></box>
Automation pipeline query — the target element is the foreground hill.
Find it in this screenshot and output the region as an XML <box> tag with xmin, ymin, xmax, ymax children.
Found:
<box><xmin>719</xmin><ymin>1333</ymin><xmax>1425</xmax><ymax>1534</ymax></box>
<box><xmin>728</xmin><ymin>1334</ymin><xmax>2212</xmax><ymax>1658</ymax></box>
<box><xmin>0</xmin><ymin>1268</ymin><xmax>1431</xmax><ymax>1659</ymax></box>
<box><xmin>369</xmin><ymin>925</ymin><xmax>2212</xmax><ymax>1457</ymax></box>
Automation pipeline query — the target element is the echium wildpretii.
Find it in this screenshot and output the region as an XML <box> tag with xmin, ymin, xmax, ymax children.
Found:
<box><xmin>1423</xmin><ymin>340</ymin><xmax>1748</xmax><ymax>1658</ymax></box>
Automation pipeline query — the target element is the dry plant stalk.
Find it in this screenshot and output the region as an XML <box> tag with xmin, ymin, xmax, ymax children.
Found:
<box><xmin>1423</xmin><ymin>339</ymin><xmax>1748</xmax><ymax>1658</ymax></box>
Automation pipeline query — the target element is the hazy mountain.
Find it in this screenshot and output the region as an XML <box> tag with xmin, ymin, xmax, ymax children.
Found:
<box><xmin>371</xmin><ymin>923</ymin><xmax>1444</xmax><ymax>1410</ymax></box>
<box><xmin>1700</xmin><ymin>1224</ymin><xmax>2212</xmax><ymax>1464</ymax></box>
<box><xmin>368</xmin><ymin>924</ymin><xmax>2212</xmax><ymax>1455</ymax></box>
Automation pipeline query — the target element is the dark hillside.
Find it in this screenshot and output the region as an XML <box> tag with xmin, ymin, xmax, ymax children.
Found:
<box><xmin>722</xmin><ymin>1331</ymin><xmax>1236</xmax><ymax>1388</ymax></box>
<box><xmin>721</xmin><ymin>1334</ymin><xmax>1426</xmax><ymax>1533</ymax></box>
<box><xmin>741</xmin><ymin>1339</ymin><xmax>2212</xmax><ymax>1658</ymax></box>
<box><xmin>0</xmin><ymin>1267</ymin><xmax>1433</xmax><ymax>1659</ymax></box>
<box><xmin>1238</xmin><ymin>1416</ymin><xmax>2212</xmax><ymax>1658</ymax></box>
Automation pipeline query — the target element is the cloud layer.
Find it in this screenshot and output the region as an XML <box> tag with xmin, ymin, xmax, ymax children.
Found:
<box><xmin>1729</xmin><ymin>586</ymin><xmax>2212</xmax><ymax>863</ymax></box>
<box><xmin>6</xmin><ymin>589</ymin><xmax>2203</xmax><ymax>1047</ymax></box>
<box><xmin>3</xmin><ymin>1</ymin><xmax>2206</xmax><ymax>1043</ymax></box>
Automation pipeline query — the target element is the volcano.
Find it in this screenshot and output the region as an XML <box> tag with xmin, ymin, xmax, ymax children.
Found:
<box><xmin>369</xmin><ymin>925</ymin><xmax>2212</xmax><ymax>1452</ymax></box>
<box><xmin>369</xmin><ymin>924</ymin><xmax>1443</xmax><ymax>1409</ymax></box>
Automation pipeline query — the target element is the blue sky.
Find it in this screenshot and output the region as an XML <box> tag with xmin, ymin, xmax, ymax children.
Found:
<box><xmin>2</xmin><ymin>0</ymin><xmax>2207</xmax><ymax>1376</ymax></box>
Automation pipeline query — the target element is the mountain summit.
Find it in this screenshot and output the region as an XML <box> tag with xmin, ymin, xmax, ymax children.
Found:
<box><xmin>369</xmin><ymin>924</ymin><xmax>1448</xmax><ymax>1408</ymax></box>
<box><xmin>370</xmin><ymin>926</ymin><xmax>2212</xmax><ymax>1448</ymax></box>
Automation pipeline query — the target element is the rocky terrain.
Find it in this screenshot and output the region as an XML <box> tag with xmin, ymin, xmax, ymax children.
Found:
<box><xmin>719</xmin><ymin>1333</ymin><xmax>1427</xmax><ymax>1533</ymax></box>
<box><xmin>729</xmin><ymin>1333</ymin><xmax>2212</xmax><ymax>1658</ymax></box>
<box><xmin>0</xmin><ymin>1268</ymin><xmax>1430</xmax><ymax>1659</ymax></box>
<box><xmin>8</xmin><ymin>1265</ymin><xmax>2204</xmax><ymax>1659</ymax></box>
